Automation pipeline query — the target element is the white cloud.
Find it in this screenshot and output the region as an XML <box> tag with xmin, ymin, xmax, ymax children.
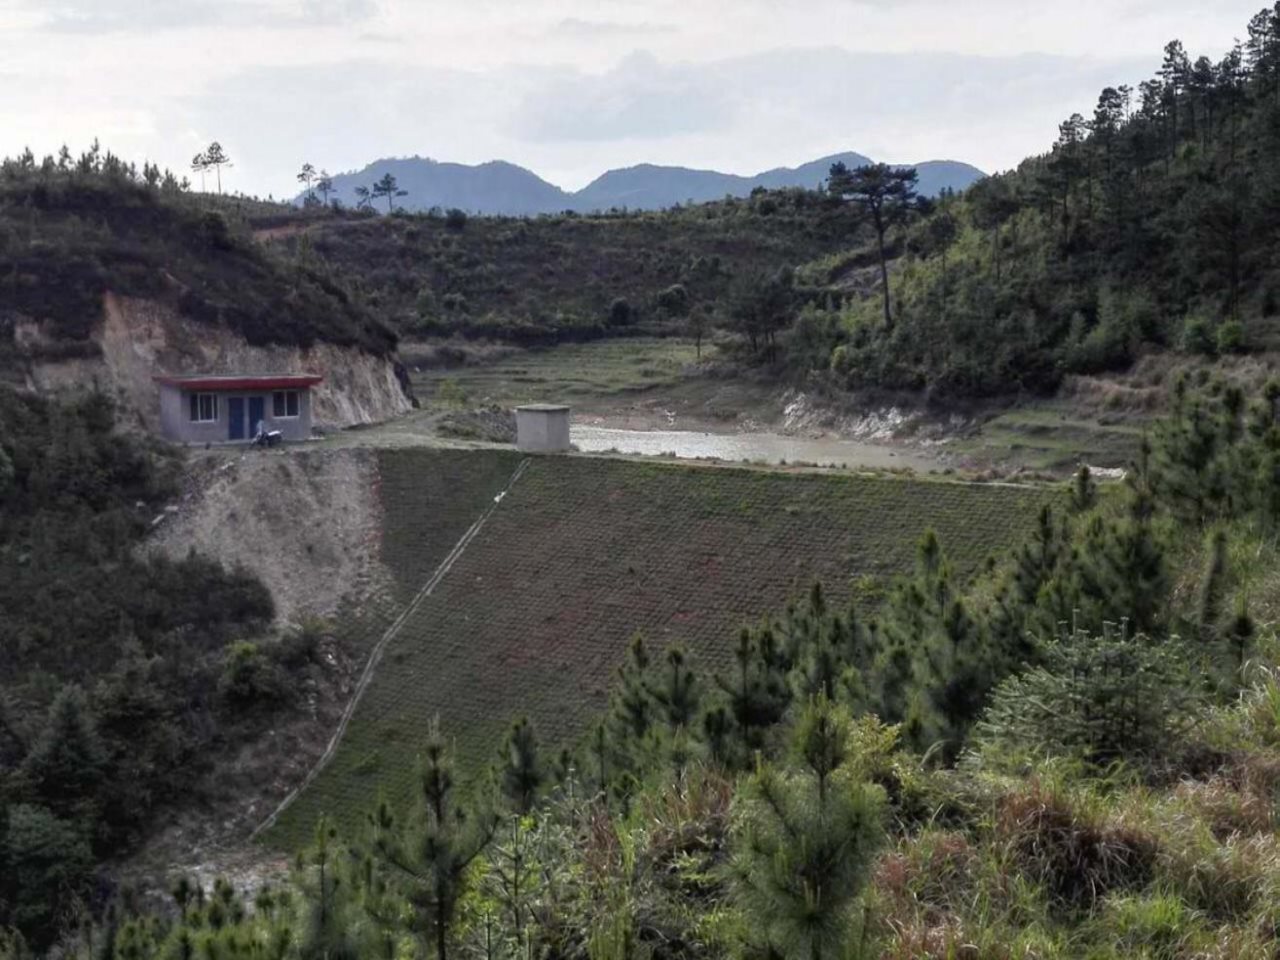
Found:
<box><xmin>511</xmin><ymin>51</ymin><xmax>736</xmax><ymax>142</ymax></box>
<box><xmin>31</xmin><ymin>0</ymin><xmax>378</xmax><ymax>32</ymax></box>
<box><xmin>553</xmin><ymin>17</ymin><xmax>677</xmax><ymax>37</ymax></box>
<box><xmin>0</xmin><ymin>0</ymin><xmax>1267</xmax><ymax>197</ymax></box>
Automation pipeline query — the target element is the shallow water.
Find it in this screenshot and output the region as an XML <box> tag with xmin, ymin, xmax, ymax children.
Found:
<box><xmin>572</xmin><ymin>426</ymin><xmax>937</xmax><ymax>472</ymax></box>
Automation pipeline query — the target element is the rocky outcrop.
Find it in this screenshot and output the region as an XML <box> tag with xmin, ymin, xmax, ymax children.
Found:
<box><xmin>23</xmin><ymin>293</ymin><xmax>411</xmax><ymax>431</ymax></box>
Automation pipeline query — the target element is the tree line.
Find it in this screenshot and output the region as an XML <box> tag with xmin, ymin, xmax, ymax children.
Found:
<box><xmin>721</xmin><ymin>5</ymin><xmax>1280</xmax><ymax>395</ymax></box>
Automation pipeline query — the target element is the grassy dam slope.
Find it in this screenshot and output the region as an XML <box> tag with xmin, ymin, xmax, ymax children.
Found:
<box><xmin>268</xmin><ymin>451</ymin><xmax>1057</xmax><ymax>846</ymax></box>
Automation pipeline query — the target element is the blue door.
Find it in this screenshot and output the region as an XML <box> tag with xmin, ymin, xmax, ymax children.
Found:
<box><xmin>248</xmin><ymin>396</ymin><xmax>265</xmax><ymax>439</ymax></box>
<box><xmin>228</xmin><ymin>397</ymin><xmax>245</xmax><ymax>441</ymax></box>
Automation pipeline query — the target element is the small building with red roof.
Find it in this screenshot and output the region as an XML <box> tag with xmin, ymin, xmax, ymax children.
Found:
<box><xmin>153</xmin><ymin>373</ymin><xmax>323</xmax><ymax>445</ymax></box>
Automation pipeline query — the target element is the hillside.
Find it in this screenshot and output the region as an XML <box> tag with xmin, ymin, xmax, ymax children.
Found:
<box><xmin>0</xmin><ymin>151</ymin><xmax>408</xmax><ymax>428</ymax></box>
<box><xmin>0</xmin><ymin>389</ymin><xmax>284</xmax><ymax>944</ymax></box>
<box><xmin>312</xmin><ymin>152</ymin><xmax>984</xmax><ymax>215</ymax></box>
<box><xmin>36</xmin><ymin>372</ymin><xmax>1280</xmax><ymax>960</ymax></box>
<box><xmin>267</xmin><ymin>450</ymin><xmax>1056</xmax><ymax>845</ymax></box>
<box><xmin>267</xmin><ymin>189</ymin><xmax>867</xmax><ymax>343</ymax></box>
<box><xmin>780</xmin><ymin>14</ymin><xmax>1280</xmax><ymax>398</ymax></box>
<box><xmin>12</xmin><ymin>5</ymin><xmax>1280</xmax><ymax>958</ymax></box>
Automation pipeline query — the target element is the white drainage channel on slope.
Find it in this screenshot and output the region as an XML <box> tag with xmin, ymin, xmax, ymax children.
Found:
<box><xmin>253</xmin><ymin>457</ymin><xmax>531</xmax><ymax>838</ymax></box>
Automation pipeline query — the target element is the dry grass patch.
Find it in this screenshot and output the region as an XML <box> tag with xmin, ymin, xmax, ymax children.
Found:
<box><xmin>995</xmin><ymin>780</ymin><xmax>1159</xmax><ymax>913</ymax></box>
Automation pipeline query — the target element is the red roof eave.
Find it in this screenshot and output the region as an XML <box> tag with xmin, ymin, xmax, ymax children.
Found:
<box><xmin>153</xmin><ymin>374</ymin><xmax>324</xmax><ymax>392</ymax></box>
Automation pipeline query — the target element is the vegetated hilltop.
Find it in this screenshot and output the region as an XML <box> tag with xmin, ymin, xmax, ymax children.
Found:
<box><xmin>0</xmin><ymin>146</ymin><xmax>407</xmax><ymax>427</ymax></box>
<box><xmin>784</xmin><ymin>9</ymin><xmax>1280</xmax><ymax>397</ymax></box>
<box><xmin>265</xmin><ymin>189</ymin><xmax>866</xmax><ymax>345</ymax></box>
<box><xmin>269</xmin><ymin>451</ymin><xmax>1056</xmax><ymax>845</ymax></box>
<box><xmin>310</xmin><ymin>152</ymin><xmax>985</xmax><ymax>215</ymax></box>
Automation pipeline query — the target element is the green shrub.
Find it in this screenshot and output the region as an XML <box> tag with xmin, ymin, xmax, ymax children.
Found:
<box><xmin>1180</xmin><ymin>313</ymin><xmax>1217</xmax><ymax>356</ymax></box>
<box><xmin>217</xmin><ymin>641</ymin><xmax>291</xmax><ymax>707</ymax></box>
<box><xmin>608</xmin><ymin>297</ymin><xmax>634</xmax><ymax>327</ymax></box>
<box><xmin>974</xmin><ymin>630</ymin><xmax>1202</xmax><ymax>769</ymax></box>
<box><xmin>275</xmin><ymin>620</ymin><xmax>325</xmax><ymax>668</ymax></box>
<box><xmin>197</xmin><ymin>210</ymin><xmax>234</xmax><ymax>251</ymax></box>
<box><xmin>829</xmin><ymin>343</ymin><xmax>852</xmax><ymax>376</ymax></box>
<box><xmin>3</xmin><ymin>804</ymin><xmax>93</xmax><ymax>946</ymax></box>
<box><xmin>436</xmin><ymin>378</ymin><xmax>468</xmax><ymax>409</ymax></box>
<box><xmin>1065</xmin><ymin>287</ymin><xmax>1147</xmax><ymax>373</ymax></box>
<box><xmin>1216</xmin><ymin>318</ymin><xmax>1246</xmax><ymax>354</ymax></box>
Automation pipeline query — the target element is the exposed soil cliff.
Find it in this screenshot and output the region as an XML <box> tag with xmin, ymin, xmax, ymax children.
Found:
<box><xmin>22</xmin><ymin>293</ymin><xmax>411</xmax><ymax>431</ymax></box>
<box><xmin>147</xmin><ymin>448</ymin><xmax>389</xmax><ymax>623</ymax></box>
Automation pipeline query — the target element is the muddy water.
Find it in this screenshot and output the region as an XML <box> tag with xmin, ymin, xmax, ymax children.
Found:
<box><xmin>572</xmin><ymin>426</ymin><xmax>937</xmax><ymax>472</ymax></box>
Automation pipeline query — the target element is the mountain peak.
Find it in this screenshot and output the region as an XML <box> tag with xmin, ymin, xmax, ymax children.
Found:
<box><xmin>313</xmin><ymin>153</ymin><xmax>985</xmax><ymax>215</ymax></box>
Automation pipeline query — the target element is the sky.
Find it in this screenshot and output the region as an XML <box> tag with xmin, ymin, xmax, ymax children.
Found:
<box><xmin>0</xmin><ymin>0</ymin><xmax>1267</xmax><ymax>198</ymax></box>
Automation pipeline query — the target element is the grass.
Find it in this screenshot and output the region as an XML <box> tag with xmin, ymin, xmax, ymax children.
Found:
<box><xmin>266</xmin><ymin>451</ymin><xmax>1058</xmax><ymax>847</ymax></box>
<box><xmin>408</xmin><ymin>338</ymin><xmax>704</xmax><ymax>408</ymax></box>
<box><xmin>307</xmin><ymin>447</ymin><xmax>525</xmax><ymax>661</ymax></box>
<box><xmin>954</xmin><ymin>402</ymin><xmax>1151</xmax><ymax>471</ymax></box>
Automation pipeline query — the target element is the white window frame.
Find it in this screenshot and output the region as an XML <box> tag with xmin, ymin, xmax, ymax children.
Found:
<box><xmin>272</xmin><ymin>390</ymin><xmax>300</xmax><ymax>419</ymax></box>
<box><xmin>189</xmin><ymin>393</ymin><xmax>218</xmax><ymax>423</ymax></box>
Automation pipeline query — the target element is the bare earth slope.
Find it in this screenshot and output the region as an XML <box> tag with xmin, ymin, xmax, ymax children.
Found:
<box><xmin>25</xmin><ymin>294</ymin><xmax>410</xmax><ymax>432</ymax></box>
<box><xmin>267</xmin><ymin>451</ymin><xmax>1057</xmax><ymax>846</ymax></box>
<box><xmin>147</xmin><ymin>447</ymin><xmax>524</xmax><ymax>630</ymax></box>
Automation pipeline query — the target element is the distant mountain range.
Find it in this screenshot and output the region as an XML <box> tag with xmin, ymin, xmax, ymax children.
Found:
<box><xmin>309</xmin><ymin>153</ymin><xmax>986</xmax><ymax>216</ymax></box>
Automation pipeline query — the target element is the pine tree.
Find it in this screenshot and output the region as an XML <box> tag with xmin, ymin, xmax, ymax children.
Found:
<box><xmin>872</xmin><ymin>637</ymin><xmax>915</xmax><ymax>728</ymax></box>
<box><xmin>713</xmin><ymin>625</ymin><xmax>790</xmax><ymax>764</ymax></box>
<box><xmin>586</xmin><ymin>722</ymin><xmax>609</xmax><ymax>795</ymax></box>
<box><xmin>1070</xmin><ymin>465</ymin><xmax>1098</xmax><ymax>512</ymax></box>
<box><xmin>202</xmin><ymin>142</ymin><xmax>232</xmax><ymax>194</ymax></box>
<box><xmin>348</xmin><ymin>849</ymin><xmax>401</xmax><ymax>960</ymax></box>
<box><xmin>294</xmin><ymin>817</ymin><xmax>358</xmax><ymax>960</ymax></box>
<box><xmin>728</xmin><ymin>695</ymin><xmax>885</xmax><ymax>960</ymax></box>
<box><xmin>827</xmin><ymin>161</ymin><xmax>919</xmax><ymax>329</ymax></box>
<box><xmin>1152</xmin><ymin>382</ymin><xmax>1233</xmax><ymax>522</ymax></box>
<box><xmin>373</xmin><ymin>719</ymin><xmax>496</xmax><ymax>960</ymax></box>
<box><xmin>649</xmin><ymin>645</ymin><xmax>701</xmax><ymax>732</ymax></box>
<box><xmin>789</xmin><ymin>608</ymin><xmax>856</xmax><ymax>702</ymax></box>
<box><xmin>498</xmin><ymin>717</ymin><xmax>544</xmax><ymax>816</ymax></box>
<box><xmin>701</xmin><ymin>704</ymin><xmax>735</xmax><ymax>768</ymax></box>
<box><xmin>911</xmin><ymin>589</ymin><xmax>989</xmax><ymax>756</ymax></box>
<box><xmin>609</xmin><ymin>635</ymin><xmax>652</xmax><ymax>740</ymax></box>
<box><xmin>22</xmin><ymin>685</ymin><xmax>105</xmax><ymax>820</ymax></box>
<box><xmin>317</xmin><ymin>170</ymin><xmax>335</xmax><ymax>206</ymax></box>
<box><xmin>1070</xmin><ymin>508</ymin><xmax>1170</xmax><ymax>636</ymax></box>
<box><xmin>784</xmin><ymin>584</ymin><xmax>870</xmax><ymax>707</ymax></box>
<box><xmin>877</xmin><ymin>531</ymin><xmax>996</xmax><ymax>753</ymax></box>
<box><xmin>482</xmin><ymin>816</ymin><xmax>539</xmax><ymax>945</ymax></box>
<box><xmin>371</xmin><ymin>173</ymin><xmax>407</xmax><ymax>213</ymax></box>
<box><xmin>297</xmin><ymin>163</ymin><xmax>318</xmax><ymax>202</ymax></box>
<box><xmin>1013</xmin><ymin>504</ymin><xmax>1064</xmax><ymax>606</ymax></box>
<box><xmin>605</xmin><ymin>634</ymin><xmax>656</xmax><ymax>776</ymax></box>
